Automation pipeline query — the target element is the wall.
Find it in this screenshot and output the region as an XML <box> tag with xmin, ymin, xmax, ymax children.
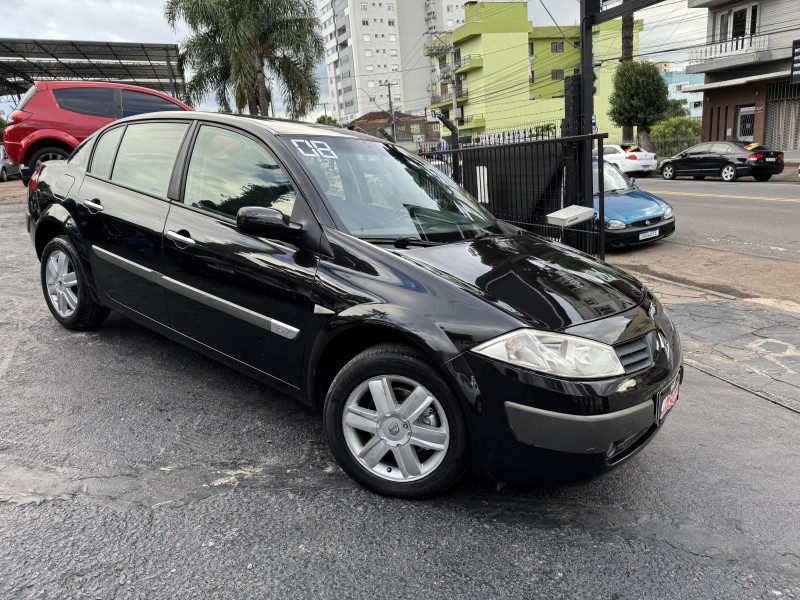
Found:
<box><xmin>701</xmin><ymin>81</ymin><xmax>768</xmax><ymax>142</ymax></box>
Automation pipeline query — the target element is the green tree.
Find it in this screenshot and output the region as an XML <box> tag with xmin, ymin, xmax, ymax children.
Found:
<box><xmin>608</xmin><ymin>61</ymin><xmax>669</xmax><ymax>145</ymax></box>
<box><xmin>0</xmin><ymin>116</ymin><xmax>6</xmax><ymax>135</ymax></box>
<box><xmin>663</xmin><ymin>98</ymin><xmax>689</xmax><ymax>119</ymax></box>
<box><xmin>649</xmin><ymin>116</ymin><xmax>702</xmax><ymax>140</ymax></box>
<box><xmin>165</xmin><ymin>0</ymin><xmax>324</xmax><ymax>119</ymax></box>
<box><xmin>315</xmin><ymin>114</ymin><xmax>340</xmax><ymax>127</ymax></box>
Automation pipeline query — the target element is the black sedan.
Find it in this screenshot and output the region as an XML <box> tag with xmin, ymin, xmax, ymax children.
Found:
<box><xmin>26</xmin><ymin>112</ymin><xmax>682</xmax><ymax>498</ymax></box>
<box><xmin>659</xmin><ymin>140</ymin><xmax>784</xmax><ymax>182</ymax></box>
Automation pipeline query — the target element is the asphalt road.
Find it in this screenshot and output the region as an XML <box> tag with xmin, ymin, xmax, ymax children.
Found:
<box><xmin>607</xmin><ymin>176</ymin><xmax>800</xmax><ymax>300</ymax></box>
<box><xmin>1</xmin><ymin>203</ymin><xmax>799</xmax><ymax>599</ymax></box>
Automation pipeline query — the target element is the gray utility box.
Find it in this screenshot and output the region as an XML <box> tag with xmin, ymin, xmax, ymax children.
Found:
<box><xmin>546</xmin><ymin>205</ymin><xmax>596</xmax><ymax>227</ymax></box>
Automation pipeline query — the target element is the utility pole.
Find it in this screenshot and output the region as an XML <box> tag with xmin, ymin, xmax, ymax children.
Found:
<box><xmin>382</xmin><ymin>81</ymin><xmax>397</xmax><ymax>141</ymax></box>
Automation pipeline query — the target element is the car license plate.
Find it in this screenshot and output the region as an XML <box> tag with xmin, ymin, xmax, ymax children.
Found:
<box><xmin>639</xmin><ymin>229</ymin><xmax>659</xmax><ymax>241</ymax></box>
<box><xmin>766</xmin><ymin>157</ymin><xmax>776</xmax><ymax>162</ymax></box>
<box><xmin>656</xmin><ymin>375</ymin><xmax>680</xmax><ymax>424</ymax></box>
<box><xmin>642</xmin><ymin>166</ymin><xmax>652</xmax><ymax>171</ymax></box>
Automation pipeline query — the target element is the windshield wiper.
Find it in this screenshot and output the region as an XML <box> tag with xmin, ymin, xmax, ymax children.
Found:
<box><xmin>360</xmin><ymin>237</ymin><xmax>442</xmax><ymax>249</ymax></box>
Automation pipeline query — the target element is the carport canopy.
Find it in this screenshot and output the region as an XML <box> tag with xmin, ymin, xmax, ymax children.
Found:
<box><xmin>0</xmin><ymin>38</ymin><xmax>185</xmax><ymax>101</ymax></box>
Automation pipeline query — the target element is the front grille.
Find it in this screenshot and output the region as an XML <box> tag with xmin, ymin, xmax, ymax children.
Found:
<box><xmin>631</xmin><ymin>216</ymin><xmax>662</xmax><ymax>228</ymax></box>
<box><xmin>614</xmin><ymin>334</ymin><xmax>654</xmax><ymax>374</ymax></box>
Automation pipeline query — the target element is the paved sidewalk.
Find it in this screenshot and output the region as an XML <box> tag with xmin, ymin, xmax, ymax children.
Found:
<box><xmin>632</xmin><ymin>271</ymin><xmax>800</xmax><ymax>415</ymax></box>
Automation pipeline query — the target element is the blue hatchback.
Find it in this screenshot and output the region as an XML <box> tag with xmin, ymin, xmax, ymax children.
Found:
<box><xmin>594</xmin><ymin>161</ymin><xmax>675</xmax><ymax>248</ymax></box>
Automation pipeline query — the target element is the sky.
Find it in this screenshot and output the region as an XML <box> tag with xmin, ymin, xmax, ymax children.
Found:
<box><xmin>0</xmin><ymin>0</ymin><xmax>708</xmax><ymax>120</ymax></box>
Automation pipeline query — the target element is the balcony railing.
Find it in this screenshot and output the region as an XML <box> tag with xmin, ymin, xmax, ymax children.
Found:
<box><xmin>455</xmin><ymin>54</ymin><xmax>481</xmax><ymax>69</ymax></box>
<box><xmin>688</xmin><ymin>34</ymin><xmax>768</xmax><ymax>63</ymax></box>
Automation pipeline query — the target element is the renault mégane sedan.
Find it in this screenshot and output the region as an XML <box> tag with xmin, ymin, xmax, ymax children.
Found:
<box><xmin>26</xmin><ymin>113</ymin><xmax>682</xmax><ymax>498</ymax></box>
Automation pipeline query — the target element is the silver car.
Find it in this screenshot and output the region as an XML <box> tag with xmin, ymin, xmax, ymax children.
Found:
<box><xmin>1</xmin><ymin>145</ymin><xmax>20</xmax><ymax>182</ymax></box>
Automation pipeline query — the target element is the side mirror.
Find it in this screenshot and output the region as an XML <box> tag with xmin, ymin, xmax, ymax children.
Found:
<box><xmin>236</xmin><ymin>207</ymin><xmax>302</xmax><ymax>240</ymax></box>
<box><xmin>19</xmin><ymin>165</ymin><xmax>31</xmax><ymax>187</ymax></box>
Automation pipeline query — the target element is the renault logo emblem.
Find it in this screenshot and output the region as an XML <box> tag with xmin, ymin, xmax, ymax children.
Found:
<box><xmin>645</xmin><ymin>219</ymin><xmax>651</xmax><ymax>225</ymax></box>
<box><xmin>388</xmin><ymin>422</ymin><xmax>400</xmax><ymax>436</ymax></box>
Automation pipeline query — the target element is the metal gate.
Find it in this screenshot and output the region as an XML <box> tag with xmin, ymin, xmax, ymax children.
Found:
<box><xmin>766</xmin><ymin>81</ymin><xmax>800</xmax><ymax>151</ymax></box>
<box><xmin>419</xmin><ymin>133</ymin><xmax>607</xmax><ymax>258</ymax></box>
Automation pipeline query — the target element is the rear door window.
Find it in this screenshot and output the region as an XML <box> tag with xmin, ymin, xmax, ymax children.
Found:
<box><xmin>121</xmin><ymin>91</ymin><xmax>184</xmax><ymax>118</ymax></box>
<box><xmin>89</xmin><ymin>127</ymin><xmax>125</xmax><ymax>179</ymax></box>
<box><xmin>710</xmin><ymin>143</ymin><xmax>731</xmax><ymax>154</ymax></box>
<box><xmin>53</xmin><ymin>88</ymin><xmax>115</xmax><ymax>118</ymax></box>
<box><xmin>110</xmin><ymin>122</ymin><xmax>189</xmax><ymax>197</ymax></box>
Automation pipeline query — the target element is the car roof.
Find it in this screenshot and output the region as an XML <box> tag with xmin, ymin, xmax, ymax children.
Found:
<box><xmin>116</xmin><ymin>111</ymin><xmax>383</xmax><ymax>142</ymax></box>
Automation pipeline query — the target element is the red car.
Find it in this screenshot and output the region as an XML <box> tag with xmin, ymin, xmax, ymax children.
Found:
<box><xmin>3</xmin><ymin>81</ymin><xmax>191</xmax><ymax>172</ymax></box>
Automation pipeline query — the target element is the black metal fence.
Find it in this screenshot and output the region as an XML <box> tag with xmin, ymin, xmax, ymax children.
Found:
<box><xmin>420</xmin><ymin>133</ymin><xmax>607</xmax><ymax>258</ymax></box>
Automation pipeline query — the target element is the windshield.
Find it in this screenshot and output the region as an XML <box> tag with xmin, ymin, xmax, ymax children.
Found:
<box><xmin>593</xmin><ymin>163</ymin><xmax>632</xmax><ymax>195</ymax></box>
<box><xmin>285</xmin><ymin>135</ymin><xmax>499</xmax><ymax>242</ymax></box>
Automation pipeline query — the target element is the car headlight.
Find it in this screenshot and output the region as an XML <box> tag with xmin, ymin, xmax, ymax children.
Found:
<box><xmin>606</xmin><ymin>219</ymin><xmax>626</xmax><ymax>230</ymax></box>
<box><xmin>663</xmin><ymin>207</ymin><xmax>673</xmax><ymax>219</ymax></box>
<box><xmin>472</xmin><ymin>329</ymin><xmax>625</xmax><ymax>379</ymax></box>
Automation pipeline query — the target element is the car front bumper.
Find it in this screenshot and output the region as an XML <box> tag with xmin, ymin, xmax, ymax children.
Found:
<box><xmin>605</xmin><ymin>217</ymin><xmax>675</xmax><ymax>247</ymax></box>
<box><xmin>449</xmin><ymin>298</ymin><xmax>682</xmax><ymax>484</ymax></box>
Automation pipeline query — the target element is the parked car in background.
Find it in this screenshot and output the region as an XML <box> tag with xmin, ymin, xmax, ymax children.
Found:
<box><xmin>1</xmin><ymin>145</ymin><xmax>20</xmax><ymax>181</ymax></box>
<box><xmin>26</xmin><ymin>112</ymin><xmax>682</xmax><ymax>498</ymax></box>
<box><xmin>595</xmin><ymin>161</ymin><xmax>675</xmax><ymax>248</ymax></box>
<box><xmin>594</xmin><ymin>144</ymin><xmax>657</xmax><ymax>177</ymax></box>
<box><xmin>659</xmin><ymin>141</ymin><xmax>784</xmax><ymax>182</ymax></box>
<box><xmin>2</xmin><ymin>81</ymin><xmax>191</xmax><ymax>176</ymax></box>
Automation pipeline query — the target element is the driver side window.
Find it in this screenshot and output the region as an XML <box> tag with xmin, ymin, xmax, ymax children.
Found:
<box><xmin>184</xmin><ymin>125</ymin><xmax>297</xmax><ymax>220</ymax></box>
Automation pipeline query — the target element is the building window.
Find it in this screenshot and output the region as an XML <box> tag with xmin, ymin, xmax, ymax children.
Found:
<box><xmin>365</xmin><ymin>49</ymin><xmax>372</xmax><ymax>57</ymax></box>
<box><xmin>411</xmin><ymin>124</ymin><xmax>420</xmax><ymax>134</ymax></box>
<box><xmin>387</xmin><ymin>3</ymin><xmax>394</xmax><ymax>10</ymax></box>
<box><xmin>363</xmin><ymin>34</ymin><xmax>370</xmax><ymax>41</ymax></box>
<box><xmin>389</xmin><ymin>34</ymin><xmax>397</xmax><ymax>42</ymax></box>
<box><xmin>447</xmin><ymin>4</ymin><xmax>453</xmax><ymax>11</ymax></box>
<box><xmin>391</xmin><ymin>64</ymin><xmax>399</xmax><ymax>71</ymax></box>
<box><xmin>551</xmin><ymin>69</ymin><xmax>564</xmax><ymax>80</ymax></box>
<box><xmin>551</xmin><ymin>42</ymin><xmax>564</xmax><ymax>53</ymax></box>
<box><xmin>388</xmin><ymin>19</ymin><xmax>395</xmax><ymax>26</ymax></box>
<box><xmin>360</xmin><ymin>2</ymin><xmax>367</xmax><ymax>9</ymax></box>
<box><xmin>715</xmin><ymin>4</ymin><xmax>758</xmax><ymax>42</ymax></box>
<box><xmin>366</xmin><ymin>65</ymin><xmax>374</xmax><ymax>72</ymax></box>
<box><xmin>390</xmin><ymin>49</ymin><xmax>398</xmax><ymax>56</ymax></box>
<box><xmin>447</xmin><ymin>20</ymin><xmax>454</xmax><ymax>27</ymax></box>
<box><xmin>367</xmin><ymin>80</ymin><xmax>375</xmax><ymax>88</ymax></box>
<box><xmin>362</xmin><ymin>18</ymin><xmax>369</xmax><ymax>26</ymax></box>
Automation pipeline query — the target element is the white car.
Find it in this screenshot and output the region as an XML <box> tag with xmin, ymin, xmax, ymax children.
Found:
<box><xmin>596</xmin><ymin>144</ymin><xmax>658</xmax><ymax>177</ymax></box>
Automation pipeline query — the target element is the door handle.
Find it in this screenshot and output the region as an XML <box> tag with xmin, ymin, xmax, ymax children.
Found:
<box><xmin>166</xmin><ymin>230</ymin><xmax>196</xmax><ymax>247</ymax></box>
<box><xmin>83</xmin><ymin>198</ymin><xmax>104</xmax><ymax>212</ymax></box>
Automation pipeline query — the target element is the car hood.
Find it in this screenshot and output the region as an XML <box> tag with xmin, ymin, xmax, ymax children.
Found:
<box><xmin>398</xmin><ymin>233</ymin><xmax>644</xmax><ymax>331</ymax></box>
<box><xmin>596</xmin><ymin>188</ymin><xmax>668</xmax><ymax>223</ymax></box>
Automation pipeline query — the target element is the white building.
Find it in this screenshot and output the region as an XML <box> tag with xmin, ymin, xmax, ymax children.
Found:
<box><xmin>320</xmin><ymin>0</ymin><xmax>466</xmax><ymax>124</ymax></box>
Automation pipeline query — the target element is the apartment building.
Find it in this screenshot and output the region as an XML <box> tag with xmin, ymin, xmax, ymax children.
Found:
<box><xmin>319</xmin><ymin>0</ymin><xmax>467</xmax><ymax>124</ymax></box>
<box><xmin>684</xmin><ymin>0</ymin><xmax>800</xmax><ymax>151</ymax></box>
<box><xmin>426</xmin><ymin>2</ymin><xmax>639</xmax><ymax>142</ymax></box>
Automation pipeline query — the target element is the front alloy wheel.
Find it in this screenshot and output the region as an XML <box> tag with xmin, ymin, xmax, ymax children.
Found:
<box><xmin>324</xmin><ymin>344</ymin><xmax>468</xmax><ymax>498</ymax></box>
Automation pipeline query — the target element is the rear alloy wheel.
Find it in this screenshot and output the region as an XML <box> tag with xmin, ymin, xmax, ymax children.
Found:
<box><xmin>720</xmin><ymin>164</ymin><xmax>738</xmax><ymax>182</ymax></box>
<box><xmin>754</xmin><ymin>173</ymin><xmax>772</xmax><ymax>182</ymax></box>
<box><xmin>41</xmin><ymin>236</ymin><xmax>110</xmax><ymax>330</ymax></box>
<box><xmin>324</xmin><ymin>344</ymin><xmax>468</xmax><ymax>499</ymax></box>
<box><xmin>28</xmin><ymin>146</ymin><xmax>70</xmax><ymax>172</ymax></box>
<box><xmin>693</xmin><ymin>175</ymin><xmax>706</xmax><ymax>180</ymax></box>
<box><xmin>661</xmin><ymin>164</ymin><xmax>676</xmax><ymax>180</ymax></box>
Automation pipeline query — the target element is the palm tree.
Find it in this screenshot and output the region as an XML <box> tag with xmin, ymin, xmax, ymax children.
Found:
<box><xmin>165</xmin><ymin>0</ymin><xmax>324</xmax><ymax>119</ymax></box>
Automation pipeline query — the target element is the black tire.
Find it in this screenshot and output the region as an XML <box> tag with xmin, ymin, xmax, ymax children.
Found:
<box><xmin>754</xmin><ymin>173</ymin><xmax>772</xmax><ymax>182</ymax></box>
<box><xmin>27</xmin><ymin>146</ymin><xmax>70</xmax><ymax>172</ymax></box>
<box><xmin>40</xmin><ymin>236</ymin><xmax>110</xmax><ymax>330</ymax></box>
<box><xmin>661</xmin><ymin>164</ymin><xmax>676</xmax><ymax>180</ymax></box>
<box><xmin>720</xmin><ymin>163</ymin><xmax>738</xmax><ymax>182</ymax></box>
<box><xmin>323</xmin><ymin>344</ymin><xmax>469</xmax><ymax>499</ymax></box>
<box><xmin>0</xmin><ymin>168</ymin><xmax>7</xmax><ymax>182</ymax></box>
<box><xmin>693</xmin><ymin>175</ymin><xmax>706</xmax><ymax>180</ymax></box>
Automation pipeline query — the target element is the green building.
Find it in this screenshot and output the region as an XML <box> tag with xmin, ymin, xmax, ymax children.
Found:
<box><xmin>426</xmin><ymin>2</ymin><xmax>642</xmax><ymax>142</ymax></box>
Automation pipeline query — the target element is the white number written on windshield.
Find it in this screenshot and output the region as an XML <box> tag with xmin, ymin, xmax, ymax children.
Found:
<box><xmin>291</xmin><ymin>139</ymin><xmax>338</xmax><ymax>159</ymax></box>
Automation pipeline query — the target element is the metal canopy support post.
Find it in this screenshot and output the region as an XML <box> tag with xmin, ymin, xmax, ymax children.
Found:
<box><xmin>579</xmin><ymin>0</ymin><xmax>601</xmax><ymax>218</ymax></box>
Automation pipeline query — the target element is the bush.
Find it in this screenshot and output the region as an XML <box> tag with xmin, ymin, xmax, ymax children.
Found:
<box><xmin>650</xmin><ymin>117</ymin><xmax>701</xmax><ymax>140</ymax></box>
